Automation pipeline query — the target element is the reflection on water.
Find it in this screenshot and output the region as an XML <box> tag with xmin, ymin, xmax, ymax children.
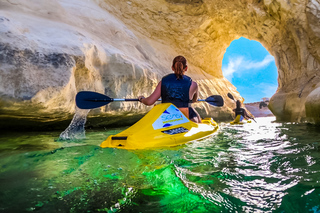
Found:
<box><xmin>0</xmin><ymin>117</ymin><xmax>320</xmax><ymax>212</ymax></box>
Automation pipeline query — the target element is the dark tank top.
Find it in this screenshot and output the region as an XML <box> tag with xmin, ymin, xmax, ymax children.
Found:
<box><xmin>161</xmin><ymin>73</ymin><xmax>192</xmax><ymax>108</ymax></box>
<box><xmin>235</xmin><ymin>108</ymin><xmax>245</xmax><ymax>116</ymax></box>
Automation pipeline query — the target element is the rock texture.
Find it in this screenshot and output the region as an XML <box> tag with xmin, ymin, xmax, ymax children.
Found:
<box><xmin>305</xmin><ymin>86</ymin><xmax>320</xmax><ymax>124</ymax></box>
<box><xmin>0</xmin><ymin>0</ymin><xmax>320</xmax><ymax>129</ymax></box>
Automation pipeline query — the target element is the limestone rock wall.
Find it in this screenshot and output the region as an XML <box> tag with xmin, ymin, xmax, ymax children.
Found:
<box><xmin>0</xmin><ymin>0</ymin><xmax>236</xmax><ymax>129</ymax></box>
<box><xmin>101</xmin><ymin>0</ymin><xmax>320</xmax><ymax>123</ymax></box>
<box><xmin>0</xmin><ymin>0</ymin><xmax>320</xmax><ymax>129</ymax></box>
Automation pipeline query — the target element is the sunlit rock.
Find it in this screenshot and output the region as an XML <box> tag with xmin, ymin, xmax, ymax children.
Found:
<box><xmin>0</xmin><ymin>0</ymin><xmax>320</xmax><ymax>129</ymax></box>
<box><xmin>305</xmin><ymin>86</ymin><xmax>320</xmax><ymax>124</ymax></box>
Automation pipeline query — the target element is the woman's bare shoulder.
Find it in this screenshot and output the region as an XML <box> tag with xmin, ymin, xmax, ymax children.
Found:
<box><xmin>191</xmin><ymin>81</ymin><xmax>198</xmax><ymax>87</ymax></box>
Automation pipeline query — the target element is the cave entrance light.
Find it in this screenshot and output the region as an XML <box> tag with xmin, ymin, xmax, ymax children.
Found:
<box><xmin>222</xmin><ymin>37</ymin><xmax>278</xmax><ymax>104</ymax></box>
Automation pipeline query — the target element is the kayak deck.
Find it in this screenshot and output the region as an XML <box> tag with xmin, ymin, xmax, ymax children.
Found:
<box><xmin>100</xmin><ymin>103</ymin><xmax>218</xmax><ymax>149</ymax></box>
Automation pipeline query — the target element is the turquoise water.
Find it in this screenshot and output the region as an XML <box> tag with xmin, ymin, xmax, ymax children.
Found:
<box><xmin>0</xmin><ymin>117</ymin><xmax>320</xmax><ymax>213</ymax></box>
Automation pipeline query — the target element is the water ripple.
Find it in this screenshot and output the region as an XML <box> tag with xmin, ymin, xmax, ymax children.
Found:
<box><xmin>173</xmin><ymin>117</ymin><xmax>320</xmax><ymax>212</ymax></box>
<box><xmin>1</xmin><ymin>117</ymin><xmax>320</xmax><ymax>212</ymax></box>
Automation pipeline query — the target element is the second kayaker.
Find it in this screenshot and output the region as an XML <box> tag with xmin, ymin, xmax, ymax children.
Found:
<box><xmin>138</xmin><ymin>55</ymin><xmax>201</xmax><ymax>123</ymax></box>
<box><xmin>233</xmin><ymin>100</ymin><xmax>254</xmax><ymax>121</ymax></box>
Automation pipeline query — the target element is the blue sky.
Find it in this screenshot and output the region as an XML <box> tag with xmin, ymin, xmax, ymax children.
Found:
<box><xmin>222</xmin><ymin>37</ymin><xmax>278</xmax><ymax>103</ymax></box>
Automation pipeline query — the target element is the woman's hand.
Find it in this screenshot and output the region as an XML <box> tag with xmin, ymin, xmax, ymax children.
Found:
<box><xmin>138</xmin><ymin>96</ymin><xmax>145</xmax><ymax>102</ymax></box>
<box><xmin>137</xmin><ymin>81</ymin><xmax>161</xmax><ymax>106</ymax></box>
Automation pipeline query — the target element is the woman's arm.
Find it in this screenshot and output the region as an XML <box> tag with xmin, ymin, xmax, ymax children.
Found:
<box><xmin>190</xmin><ymin>81</ymin><xmax>199</xmax><ymax>103</ymax></box>
<box><xmin>244</xmin><ymin>109</ymin><xmax>253</xmax><ymax>120</ymax></box>
<box><xmin>138</xmin><ymin>81</ymin><xmax>161</xmax><ymax>106</ymax></box>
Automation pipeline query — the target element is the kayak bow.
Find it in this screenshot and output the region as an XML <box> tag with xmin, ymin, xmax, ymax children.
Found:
<box><xmin>230</xmin><ymin>115</ymin><xmax>252</xmax><ymax>125</ymax></box>
<box><xmin>100</xmin><ymin>103</ymin><xmax>218</xmax><ymax>149</ymax></box>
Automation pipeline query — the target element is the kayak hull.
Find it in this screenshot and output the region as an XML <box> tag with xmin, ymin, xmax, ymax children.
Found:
<box><xmin>100</xmin><ymin>103</ymin><xmax>218</xmax><ymax>149</ymax></box>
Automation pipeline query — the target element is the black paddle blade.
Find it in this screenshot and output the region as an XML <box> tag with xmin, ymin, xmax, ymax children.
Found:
<box><xmin>227</xmin><ymin>93</ymin><xmax>235</xmax><ymax>100</ymax></box>
<box><xmin>205</xmin><ymin>95</ymin><xmax>224</xmax><ymax>107</ymax></box>
<box><xmin>76</xmin><ymin>91</ymin><xmax>113</xmax><ymax>109</ymax></box>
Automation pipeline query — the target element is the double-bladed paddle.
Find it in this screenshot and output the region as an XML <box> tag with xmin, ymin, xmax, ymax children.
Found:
<box><xmin>76</xmin><ymin>91</ymin><xmax>224</xmax><ymax>109</ymax></box>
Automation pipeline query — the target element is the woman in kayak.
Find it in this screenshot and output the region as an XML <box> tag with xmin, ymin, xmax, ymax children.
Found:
<box><xmin>233</xmin><ymin>100</ymin><xmax>254</xmax><ymax>121</ymax></box>
<box><xmin>138</xmin><ymin>55</ymin><xmax>201</xmax><ymax>123</ymax></box>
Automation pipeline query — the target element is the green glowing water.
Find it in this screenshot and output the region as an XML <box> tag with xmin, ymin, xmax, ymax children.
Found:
<box><xmin>1</xmin><ymin>117</ymin><xmax>320</xmax><ymax>213</ymax></box>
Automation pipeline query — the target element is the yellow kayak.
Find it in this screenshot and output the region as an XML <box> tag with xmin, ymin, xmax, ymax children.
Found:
<box><xmin>230</xmin><ymin>115</ymin><xmax>252</xmax><ymax>125</ymax></box>
<box><xmin>100</xmin><ymin>103</ymin><xmax>219</xmax><ymax>149</ymax></box>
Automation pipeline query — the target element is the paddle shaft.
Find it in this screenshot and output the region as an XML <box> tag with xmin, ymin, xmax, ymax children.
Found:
<box><xmin>112</xmin><ymin>99</ymin><xmax>214</xmax><ymax>102</ymax></box>
<box><xmin>76</xmin><ymin>91</ymin><xmax>224</xmax><ymax>109</ymax></box>
<box><xmin>88</xmin><ymin>98</ymin><xmax>210</xmax><ymax>102</ymax></box>
<box><xmin>81</xmin><ymin>98</ymin><xmax>140</xmax><ymax>102</ymax></box>
<box><xmin>113</xmin><ymin>98</ymin><xmax>139</xmax><ymax>102</ymax></box>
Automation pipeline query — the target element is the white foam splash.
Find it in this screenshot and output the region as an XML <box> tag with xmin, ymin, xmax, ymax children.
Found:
<box><xmin>59</xmin><ymin>107</ymin><xmax>90</xmax><ymax>140</ymax></box>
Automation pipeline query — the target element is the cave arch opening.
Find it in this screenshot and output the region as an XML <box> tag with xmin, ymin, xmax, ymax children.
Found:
<box><xmin>222</xmin><ymin>37</ymin><xmax>278</xmax><ymax>103</ymax></box>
